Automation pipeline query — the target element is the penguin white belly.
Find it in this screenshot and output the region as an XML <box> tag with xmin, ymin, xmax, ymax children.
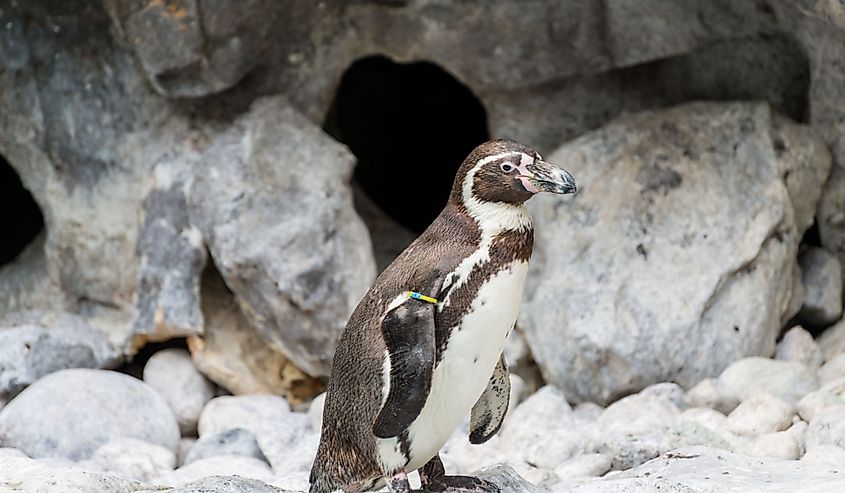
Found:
<box><xmin>378</xmin><ymin>261</ymin><xmax>529</xmax><ymax>473</ymax></box>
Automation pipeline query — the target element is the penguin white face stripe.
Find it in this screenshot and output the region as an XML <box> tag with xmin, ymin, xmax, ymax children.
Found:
<box><xmin>460</xmin><ymin>151</ymin><xmax>533</xmax><ymax>234</ymax></box>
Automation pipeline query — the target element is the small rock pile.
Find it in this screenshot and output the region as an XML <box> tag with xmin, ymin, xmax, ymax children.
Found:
<box><xmin>3</xmin><ymin>321</ymin><xmax>845</xmax><ymax>491</ymax></box>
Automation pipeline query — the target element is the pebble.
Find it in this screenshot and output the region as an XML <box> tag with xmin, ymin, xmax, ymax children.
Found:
<box><xmin>153</xmin><ymin>455</ymin><xmax>275</xmax><ymax>486</ymax></box>
<box><xmin>184</xmin><ymin>427</ymin><xmax>268</xmax><ymax>465</ymax></box>
<box><xmin>718</xmin><ymin>357</ymin><xmax>818</xmax><ymax>405</ymax></box>
<box><xmin>806</xmin><ymin>404</ymin><xmax>845</xmax><ymax>450</ymax></box>
<box><xmin>725</xmin><ymin>393</ymin><xmax>795</xmax><ymax>436</ymax></box>
<box><xmin>143</xmin><ymin>348</ymin><xmax>215</xmax><ymax>436</ymax></box>
<box><xmin>684</xmin><ymin>378</ymin><xmax>739</xmax><ymax>414</ymax></box>
<box><xmin>79</xmin><ymin>437</ymin><xmax>175</xmax><ymax>481</ymax></box>
<box><xmin>819</xmin><ymin>353</ymin><xmax>845</xmax><ymax>384</ymax></box>
<box><xmin>775</xmin><ymin>326</ymin><xmax>823</xmax><ymax>370</ymax></box>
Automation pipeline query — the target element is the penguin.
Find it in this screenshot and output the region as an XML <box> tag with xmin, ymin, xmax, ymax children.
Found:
<box><xmin>310</xmin><ymin>139</ymin><xmax>577</xmax><ymax>493</ymax></box>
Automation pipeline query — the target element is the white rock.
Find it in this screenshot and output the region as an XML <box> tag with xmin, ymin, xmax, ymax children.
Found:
<box><xmin>718</xmin><ymin>357</ymin><xmax>819</xmax><ymax>405</ymax></box>
<box><xmin>802</xmin><ymin>444</ymin><xmax>845</xmax><ymax>466</ymax></box>
<box><xmin>0</xmin><ymin>369</ymin><xmax>179</xmax><ymax>460</ymax></box>
<box><xmin>143</xmin><ymin>348</ymin><xmax>215</xmax><ymax>436</ymax></box>
<box><xmin>596</xmin><ymin>394</ymin><xmax>680</xmax><ymax>435</ymax></box>
<box><xmin>677</xmin><ymin>407</ymin><xmax>728</xmax><ymax>431</ymax></box>
<box><xmin>776</xmin><ymin>326</ymin><xmax>823</xmax><ymax>370</ymax></box>
<box><xmin>500</xmin><ymin>386</ymin><xmax>585</xmax><ymax>471</ymax></box>
<box><xmin>176</xmin><ymin>438</ymin><xmax>195</xmax><ymax>467</ymax></box>
<box><xmin>0</xmin><ymin>447</ymin><xmax>27</xmax><ymax>459</ymax></box>
<box><xmin>732</xmin><ymin>428</ymin><xmax>802</xmax><ymax>460</ymax></box>
<box><xmin>509</xmin><ymin>373</ymin><xmax>529</xmax><ymax>412</ymax></box>
<box><xmin>819</xmin><ymin>317</ymin><xmax>845</xmax><ymax>362</ymax></box>
<box><xmin>593</xmin><ymin>394</ymin><xmax>680</xmax><ymax>469</ymax></box>
<box><xmin>797</xmin><ymin>378</ymin><xmax>845</xmax><ymax>422</ymax></box>
<box><xmin>146</xmin><ymin>476</ymin><xmax>283</xmax><ymax>493</ymax></box>
<box><xmin>565</xmin><ymin>446</ymin><xmax>845</xmax><ymax>492</ymax></box>
<box><xmin>308</xmin><ymin>392</ymin><xmax>326</xmax><ymax>431</ymax></box>
<box><xmin>197</xmin><ymin>395</ymin><xmax>311</xmax><ymax>473</ymax></box>
<box><xmin>520</xmin><ymin>103</ymin><xmax>829</xmax><ymax>404</ymax></box>
<box><xmin>153</xmin><ymin>455</ymin><xmax>275</xmax><ymax>486</ymax></box>
<box><xmin>807</xmin><ymin>404</ymin><xmax>845</xmax><ymax>450</ymax></box>
<box><xmin>0</xmin><ymin>454</ymin><xmax>147</xmax><ymax>492</ymax></box>
<box><xmin>639</xmin><ymin>382</ymin><xmax>686</xmax><ymax>409</ymax></box>
<box><xmin>184</xmin><ymin>428</ymin><xmax>268</xmax><ymax>465</ymax></box>
<box><xmin>784</xmin><ymin>264</ymin><xmax>806</xmax><ymax>323</ymax></box>
<box><xmin>80</xmin><ymin>437</ymin><xmax>175</xmax><ymax>482</ymax></box>
<box><xmin>725</xmin><ymin>393</ymin><xmax>795</xmax><ymax>436</ymax></box>
<box><xmin>554</xmin><ymin>453</ymin><xmax>612</xmax><ymax>479</ymax></box>
<box><xmin>798</xmin><ymin>246</ymin><xmax>843</xmax><ymax>327</ymax></box>
<box><xmin>684</xmin><ymin>378</ymin><xmax>739</xmax><ymax>414</ymax></box>
<box><xmin>572</xmin><ymin>402</ymin><xmax>604</xmax><ymax>425</ymax></box>
<box><xmin>659</xmin><ymin>421</ymin><xmax>731</xmax><ymax>452</ymax></box>
<box><xmin>819</xmin><ymin>353</ymin><xmax>845</xmax><ymax>384</ymax></box>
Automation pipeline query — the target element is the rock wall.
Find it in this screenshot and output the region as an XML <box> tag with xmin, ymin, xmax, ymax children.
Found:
<box><xmin>0</xmin><ymin>0</ymin><xmax>844</xmax><ymax>404</ymax></box>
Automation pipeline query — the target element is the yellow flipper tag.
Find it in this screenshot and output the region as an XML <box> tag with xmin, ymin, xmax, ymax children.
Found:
<box><xmin>407</xmin><ymin>291</ymin><xmax>438</xmax><ymax>304</ymax></box>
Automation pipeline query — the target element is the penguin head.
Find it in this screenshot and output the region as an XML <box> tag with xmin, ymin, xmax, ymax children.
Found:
<box><xmin>452</xmin><ymin>139</ymin><xmax>577</xmax><ymax>207</ymax></box>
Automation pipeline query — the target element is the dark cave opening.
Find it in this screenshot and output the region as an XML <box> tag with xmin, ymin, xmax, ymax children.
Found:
<box><xmin>0</xmin><ymin>155</ymin><xmax>45</xmax><ymax>266</ymax></box>
<box><xmin>324</xmin><ymin>55</ymin><xmax>490</xmax><ymax>233</ymax></box>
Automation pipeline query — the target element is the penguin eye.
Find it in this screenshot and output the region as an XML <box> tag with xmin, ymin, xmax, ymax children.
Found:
<box><xmin>500</xmin><ymin>162</ymin><xmax>515</xmax><ymax>173</ymax></box>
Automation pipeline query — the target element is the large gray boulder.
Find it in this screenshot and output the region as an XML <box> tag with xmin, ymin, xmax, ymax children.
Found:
<box><xmin>187</xmin><ymin>96</ymin><xmax>376</xmax><ymax>377</ymax></box>
<box><xmin>0</xmin><ymin>369</ymin><xmax>180</xmax><ymax>460</ymax></box>
<box><xmin>521</xmin><ymin>102</ymin><xmax>831</xmax><ymax>404</ymax></box>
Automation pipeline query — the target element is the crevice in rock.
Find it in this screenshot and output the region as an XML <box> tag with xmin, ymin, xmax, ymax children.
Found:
<box><xmin>324</xmin><ymin>55</ymin><xmax>490</xmax><ymax>235</ymax></box>
<box><xmin>0</xmin><ymin>154</ymin><xmax>45</xmax><ymax>266</ymax></box>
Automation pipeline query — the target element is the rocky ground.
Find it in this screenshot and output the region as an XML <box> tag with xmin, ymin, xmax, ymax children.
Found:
<box><xmin>4</xmin><ymin>322</ymin><xmax>845</xmax><ymax>492</ymax></box>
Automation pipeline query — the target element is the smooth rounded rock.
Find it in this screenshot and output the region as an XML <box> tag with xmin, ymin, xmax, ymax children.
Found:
<box><xmin>798</xmin><ymin>246</ymin><xmax>843</xmax><ymax>327</ymax></box>
<box><xmin>684</xmin><ymin>378</ymin><xmax>739</xmax><ymax>414</ymax></box>
<box><xmin>725</xmin><ymin>393</ymin><xmax>795</xmax><ymax>436</ymax></box>
<box><xmin>819</xmin><ymin>353</ymin><xmax>845</xmax><ymax>384</ymax></box>
<box><xmin>184</xmin><ymin>428</ymin><xmax>268</xmax><ymax>465</ymax></box>
<box><xmin>554</xmin><ymin>453</ymin><xmax>612</xmax><ymax>479</ymax></box>
<box><xmin>807</xmin><ymin>404</ymin><xmax>845</xmax><ymax>450</ymax></box>
<box><xmin>143</xmin><ymin>348</ymin><xmax>215</xmax><ymax>436</ymax></box>
<box><xmin>80</xmin><ymin>437</ymin><xmax>176</xmax><ymax>481</ymax></box>
<box><xmin>718</xmin><ymin>357</ymin><xmax>818</xmax><ymax>405</ymax></box>
<box><xmin>775</xmin><ymin>326</ymin><xmax>823</xmax><ymax>370</ymax></box>
<box><xmin>197</xmin><ymin>395</ymin><xmax>311</xmax><ymax>472</ymax></box>
<box><xmin>802</xmin><ymin>444</ymin><xmax>845</xmax><ymax>466</ymax></box>
<box><xmin>0</xmin><ymin>369</ymin><xmax>180</xmax><ymax>460</ymax></box>
<box><xmin>797</xmin><ymin>378</ymin><xmax>845</xmax><ymax>422</ymax></box>
<box><xmin>818</xmin><ymin>318</ymin><xmax>845</xmax><ymax>362</ymax></box>
<box><xmin>677</xmin><ymin>407</ymin><xmax>728</xmax><ymax>431</ymax></box>
<box><xmin>153</xmin><ymin>455</ymin><xmax>275</xmax><ymax>487</ymax></box>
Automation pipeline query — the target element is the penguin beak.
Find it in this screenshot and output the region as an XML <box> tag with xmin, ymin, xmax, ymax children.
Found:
<box><xmin>519</xmin><ymin>160</ymin><xmax>577</xmax><ymax>195</ymax></box>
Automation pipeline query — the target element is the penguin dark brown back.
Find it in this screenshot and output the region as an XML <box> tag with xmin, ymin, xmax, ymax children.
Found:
<box><xmin>310</xmin><ymin>139</ymin><xmax>576</xmax><ymax>493</ymax></box>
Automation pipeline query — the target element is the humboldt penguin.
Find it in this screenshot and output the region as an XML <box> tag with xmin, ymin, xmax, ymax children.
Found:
<box><xmin>310</xmin><ymin>139</ymin><xmax>577</xmax><ymax>493</ymax></box>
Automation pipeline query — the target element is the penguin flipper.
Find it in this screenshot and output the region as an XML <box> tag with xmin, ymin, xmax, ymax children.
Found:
<box><xmin>372</xmin><ymin>300</ymin><xmax>436</xmax><ymax>439</ymax></box>
<box><xmin>468</xmin><ymin>354</ymin><xmax>510</xmax><ymax>444</ymax></box>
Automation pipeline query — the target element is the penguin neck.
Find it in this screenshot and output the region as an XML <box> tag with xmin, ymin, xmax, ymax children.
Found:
<box><xmin>450</xmin><ymin>193</ymin><xmax>532</xmax><ymax>239</ymax></box>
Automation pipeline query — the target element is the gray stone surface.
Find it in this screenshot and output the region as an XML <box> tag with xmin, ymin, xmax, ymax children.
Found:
<box><xmin>143</xmin><ymin>476</ymin><xmax>286</xmax><ymax>493</ymax></box>
<box><xmin>0</xmin><ymin>454</ymin><xmax>150</xmax><ymax>493</ymax></box>
<box><xmin>775</xmin><ymin>325</ymin><xmax>823</xmax><ymax>370</ymax></box>
<box><xmin>188</xmin><ymin>266</ymin><xmax>323</xmax><ymax>402</ymax></box>
<box><xmin>819</xmin><ymin>353</ymin><xmax>845</xmax><ymax>384</ymax></box>
<box><xmin>718</xmin><ymin>357</ymin><xmax>819</xmax><ymax>405</ymax></box>
<box><xmin>818</xmin><ymin>317</ymin><xmax>845</xmax><ymax>362</ymax></box>
<box><xmin>184</xmin><ymin>428</ymin><xmax>268</xmax><ymax>466</ymax></box>
<box><xmin>806</xmin><ymin>404</ymin><xmax>845</xmax><ymax>450</ymax></box>
<box><xmin>798</xmin><ymin>246</ymin><xmax>844</xmax><ymax>327</ymax></box>
<box><xmin>797</xmin><ymin>378</ymin><xmax>845</xmax><ymax>422</ymax></box>
<box><xmin>153</xmin><ymin>456</ymin><xmax>276</xmax><ymax>487</ymax></box>
<box><xmin>79</xmin><ymin>437</ymin><xmax>176</xmax><ymax>482</ymax></box>
<box><xmin>0</xmin><ymin>369</ymin><xmax>180</xmax><ymax>460</ymax></box>
<box><xmin>521</xmin><ymin>102</ymin><xmax>830</xmax><ymax>404</ymax></box>
<box><xmin>187</xmin><ymin>96</ymin><xmax>376</xmax><ymax>378</ymax></box>
<box><xmin>566</xmin><ymin>446</ymin><xmax>845</xmax><ymax>492</ymax></box>
<box><xmin>0</xmin><ymin>311</ymin><xmax>120</xmax><ymax>399</ymax></box>
<box><xmin>725</xmin><ymin>393</ymin><xmax>795</xmax><ymax>436</ymax></box>
<box><xmin>105</xmin><ymin>0</ymin><xmax>275</xmax><ymax>98</ymax></box>
<box><xmin>197</xmin><ymin>395</ymin><xmax>312</xmax><ymax>473</ymax></box>
<box><xmin>132</xmin><ymin>161</ymin><xmax>206</xmax><ymax>344</ymax></box>
<box><xmin>143</xmin><ymin>348</ymin><xmax>215</xmax><ymax>436</ymax></box>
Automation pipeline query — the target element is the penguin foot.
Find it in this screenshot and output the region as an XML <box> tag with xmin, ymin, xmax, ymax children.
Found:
<box><xmin>421</xmin><ymin>475</ymin><xmax>499</xmax><ymax>493</ymax></box>
<box><xmin>419</xmin><ymin>454</ymin><xmax>497</xmax><ymax>493</ymax></box>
